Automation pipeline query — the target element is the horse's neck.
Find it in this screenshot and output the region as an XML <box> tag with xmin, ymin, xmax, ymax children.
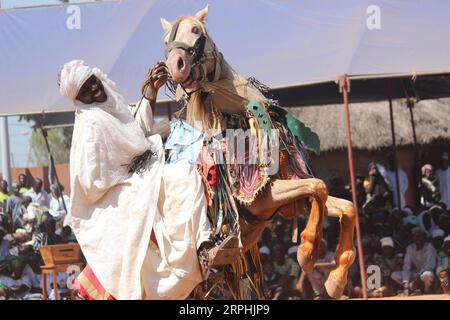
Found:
<box><xmin>186</xmin><ymin>55</ymin><xmax>267</xmax><ymax>133</ymax></box>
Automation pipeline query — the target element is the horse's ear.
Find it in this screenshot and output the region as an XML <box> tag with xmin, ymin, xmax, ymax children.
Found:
<box><xmin>160</xmin><ymin>18</ymin><xmax>172</xmax><ymax>34</ymax></box>
<box><xmin>194</xmin><ymin>5</ymin><xmax>209</xmax><ymax>24</ymax></box>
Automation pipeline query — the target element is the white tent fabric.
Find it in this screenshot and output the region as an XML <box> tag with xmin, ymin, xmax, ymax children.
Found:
<box><xmin>1</xmin><ymin>0</ymin><xmax>450</xmax><ymax>115</ymax></box>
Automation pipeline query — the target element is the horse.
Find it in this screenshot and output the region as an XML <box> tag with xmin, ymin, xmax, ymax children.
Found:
<box><xmin>159</xmin><ymin>6</ymin><xmax>356</xmax><ymax>299</ymax></box>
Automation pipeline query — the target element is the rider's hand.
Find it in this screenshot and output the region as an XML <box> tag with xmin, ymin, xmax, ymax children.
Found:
<box><xmin>142</xmin><ymin>61</ymin><xmax>169</xmax><ymax>101</ymax></box>
<box><xmin>151</xmin><ymin>61</ymin><xmax>169</xmax><ymax>91</ymax></box>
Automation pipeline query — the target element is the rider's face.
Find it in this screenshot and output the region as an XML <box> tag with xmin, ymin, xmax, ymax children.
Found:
<box><xmin>76</xmin><ymin>75</ymin><xmax>108</xmax><ymax>105</ymax></box>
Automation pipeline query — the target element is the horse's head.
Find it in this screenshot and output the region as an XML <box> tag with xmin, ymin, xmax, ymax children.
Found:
<box><xmin>161</xmin><ymin>5</ymin><xmax>219</xmax><ymax>91</ymax></box>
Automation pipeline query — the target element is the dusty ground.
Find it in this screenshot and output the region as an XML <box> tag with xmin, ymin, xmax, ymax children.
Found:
<box><xmin>350</xmin><ymin>294</ymin><xmax>450</xmax><ymax>300</ymax></box>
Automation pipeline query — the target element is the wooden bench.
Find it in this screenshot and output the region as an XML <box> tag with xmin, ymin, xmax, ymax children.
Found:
<box><xmin>40</xmin><ymin>243</ymin><xmax>85</xmax><ymax>300</ymax></box>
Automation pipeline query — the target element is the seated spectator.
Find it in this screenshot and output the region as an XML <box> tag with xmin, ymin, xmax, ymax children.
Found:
<box><xmin>259</xmin><ymin>245</ymin><xmax>271</xmax><ymax>263</ymax></box>
<box><xmin>32</xmin><ymin>212</ymin><xmax>63</xmax><ymax>254</ymax></box>
<box><xmin>0</xmin><ymin>226</ymin><xmax>11</xmax><ymax>263</ymax></box>
<box><xmin>6</xmin><ymin>183</ymin><xmax>26</xmax><ymax>230</ymax></box>
<box><xmin>22</xmin><ymin>210</ymin><xmax>37</xmax><ymax>236</ymax></box>
<box><xmin>328</xmin><ymin>171</ymin><xmax>351</xmax><ymax>201</ymax></box>
<box><xmin>18</xmin><ymin>174</ymin><xmax>29</xmax><ymax>195</ymax></box>
<box><xmin>272</xmin><ymin>244</ymin><xmax>300</xmax><ymax>299</ymax></box>
<box><xmin>431</xmin><ymin>228</ymin><xmax>445</xmax><ymax>251</ymax></box>
<box><xmin>48</xmin><ymin>183</ymin><xmax>70</xmax><ymax>232</ymax></box>
<box><xmin>262</xmin><ymin>260</ymin><xmax>281</xmax><ymax>299</ymax></box>
<box><xmin>8</xmin><ymin>229</ymin><xmax>32</xmax><ymax>257</ymax></box>
<box><xmin>420</xmin><ymin>164</ymin><xmax>440</xmax><ymax>207</ymax></box>
<box><xmin>436</xmin><ymin>152</ymin><xmax>450</xmax><ymax>209</ymax></box>
<box><xmin>297</xmin><ymin>239</ymin><xmax>335</xmax><ymax>300</ymax></box>
<box><xmin>259</xmin><ymin>227</ymin><xmax>272</xmax><ymax>249</ymax></box>
<box><xmin>25</xmin><ymin>178</ymin><xmax>50</xmax><ymax>208</ymax></box>
<box><xmin>438</xmin><ymin>212</ymin><xmax>450</xmax><ymax>235</ymax></box>
<box><xmin>417</xmin><ymin>206</ymin><xmax>443</xmax><ymax>238</ymax></box>
<box><xmin>60</xmin><ymin>226</ymin><xmax>76</xmax><ymax>244</ymax></box>
<box><xmin>373</xmin><ymin>237</ymin><xmax>403</xmax><ymax>296</ymax></box>
<box><xmin>391</xmin><ymin>228</ymin><xmax>437</xmax><ymax>295</ymax></box>
<box><xmin>0</xmin><ymin>180</ymin><xmax>9</xmax><ymax>207</ymax></box>
<box><xmin>24</xmin><ymin>256</ymin><xmax>69</xmax><ymax>300</ymax></box>
<box><xmin>0</xmin><ymin>283</ymin><xmax>8</xmax><ymax>300</ymax></box>
<box><xmin>436</xmin><ymin>235</ymin><xmax>450</xmax><ymax>294</ymax></box>
<box><xmin>363</xmin><ymin>163</ymin><xmax>393</xmax><ymax>221</ymax></box>
<box><xmin>0</xmin><ymin>256</ymin><xmax>32</xmax><ymax>299</ymax></box>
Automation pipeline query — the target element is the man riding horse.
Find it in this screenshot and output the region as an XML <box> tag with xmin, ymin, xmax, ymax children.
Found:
<box><xmin>63</xmin><ymin>5</ymin><xmax>356</xmax><ymax>300</ymax></box>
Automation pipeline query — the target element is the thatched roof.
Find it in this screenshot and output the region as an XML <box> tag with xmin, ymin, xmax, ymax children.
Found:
<box><xmin>285</xmin><ymin>98</ymin><xmax>450</xmax><ymax>152</ymax></box>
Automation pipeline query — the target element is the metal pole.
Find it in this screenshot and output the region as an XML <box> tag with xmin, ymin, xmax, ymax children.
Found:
<box><xmin>389</xmin><ymin>99</ymin><xmax>402</xmax><ymax>209</ymax></box>
<box><xmin>339</xmin><ymin>76</ymin><xmax>367</xmax><ymax>300</ymax></box>
<box><xmin>0</xmin><ymin>116</ymin><xmax>12</xmax><ymax>185</ymax></box>
<box><xmin>40</xmin><ymin>126</ymin><xmax>68</xmax><ymax>216</ymax></box>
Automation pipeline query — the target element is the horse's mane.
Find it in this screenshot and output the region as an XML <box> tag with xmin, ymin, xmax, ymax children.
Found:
<box><xmin>187</xmin><ymin>91</ymin><xmax>224</xmax><ymax>133</ymax></box>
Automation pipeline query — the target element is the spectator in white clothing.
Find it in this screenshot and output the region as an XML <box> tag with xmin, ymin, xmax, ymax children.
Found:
<box><xmin>436</xmin><ymin>152</ymin><xmax>450</xmax><ymax>209</ymax></box>
<box><xmin>391</xmin><ymin>228</ymin><xmax>437</xmax><ymax>295</ymax></box>
<box><xmin>386</xmin><ymin>153</ymin><xmax>408</xmax><ymax>209</ymax></box>
<box><xmin>297</xmin><ymin>239</ymin><xmax>335</xmax><ymax>300</ymax></box>
<box><xmin>25</xmin><ymin>178</ymin><xmax>49</xmax><ymax>208</ymax></box>
<box><xmin>48</xmin><ymin>183</ymin><xmax>70</xmax><ymax>231</ymax></box>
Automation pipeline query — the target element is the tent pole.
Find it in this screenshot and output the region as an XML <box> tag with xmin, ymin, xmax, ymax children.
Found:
<box><xmin>407</xmin><ymin>99</ymin><xmax>420</xmax><ymax>207</ymax></box>
<box><xmin>0</xmin><ymin>116</ymin><xmax>12</xmax><ymax>185</ymax></box>
<box><xmin>339</xmin><ymin>76</ymin><xmax>367</xmax><ymax>300</ymax></box>
<box><xmin>389</xmin><ymin>99</ymin><xmax>402</xmax><ymax>209</ymax></box>
<box><xmin>39</xmin><ymin>126</ymin><xmax>68</xmax><ymax>216</ymax></box>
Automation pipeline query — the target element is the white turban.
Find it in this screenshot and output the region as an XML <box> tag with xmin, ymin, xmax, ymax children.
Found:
<box><xmin>59</xmin><ymin>59</ymin><xmax>95</xmax><ymax>102</ymax></box>
<box><xmin>59</xmin><ymin>59</ymin><xmax>122</xmax><ymax>109</ymax></box>
<box><xmin>444</xmin><ymin>235</ymin><xmax>450</xmax><ymax>243</ymax></box>
<box><xmin>380</xmin><ymin>236</ymin><xmax>394</xmax><ymax>248</ymax></box>
<box><xmin>288</xmin><ymin>245</ymin><xmax>298</xmax><ymax>256</ymax></box>
<box><xmin>259</xmin><ymin>246</ymin><xmax>271</xmax><ymax>255</ymax></box>
<box><xmin>432</xmin><ymin>228</ymin><xmax>445</xmax><ymax>239</ymax></box>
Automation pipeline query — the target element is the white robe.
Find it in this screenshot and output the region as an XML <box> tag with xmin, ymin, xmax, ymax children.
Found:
<box><xmin>436</xmin><ymin>167</ymin><xmax>450</xmax><ymax>208</ymax></box>
<box><xmin>64</xmin><ymin>60</ymin><xmax>210</xmax><ymax>299</ymax></box>
<box><xmin>70</xmin><ymin>106</ymin><xmax>210</xmax><ymax>300</ymax></box>
<box><xmin>386</xmin><ymin>169</ymin><xmax>408</xmax><ymax>208</ymax></box>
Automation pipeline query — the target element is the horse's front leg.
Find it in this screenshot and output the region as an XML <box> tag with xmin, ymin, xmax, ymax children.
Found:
<box><xmin>247</xmin><ymin>178</ymin><xmax>328</xmax><ymax>273</ymax></box>
<box><xmin>324</xmin><ymin>196</ymin><xmax>356</xmax><ymax>299</ymax></box>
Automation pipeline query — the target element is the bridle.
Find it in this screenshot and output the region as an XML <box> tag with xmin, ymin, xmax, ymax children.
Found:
<box><xmin>164</xmin><ymin>18</ymin><xmax>222</xmax><ymax>96</ymax></box>
<box><xmin>164</xmin><ymin>19</ymin><xmax>207</xmax><ymax>66</ymax></box>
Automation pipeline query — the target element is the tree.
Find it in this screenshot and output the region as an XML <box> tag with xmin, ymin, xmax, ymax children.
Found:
<box><xmin>29</xmin><ymin>127</ymin><xmax>73</xmax><ymax>167</ymax></box>
<box><xmin>19</xmin><ymin>114</ymin><xmax>73</xmax><ymax>167</ymax></box>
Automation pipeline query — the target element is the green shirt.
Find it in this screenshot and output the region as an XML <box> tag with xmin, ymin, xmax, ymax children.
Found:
<box><xmin>273</xmin><ymin>257</ymin><xmax>300</xmax><ymax>278</ymax></box>
<box><xmin>0</xmin><ymin>192</ymin><xmax>9</xmax><ymax>203</ymax></box>
<box><xmin>436</xmin><ymin>250</ymin><xmax>450</xmax><ymax>275</ymax></box>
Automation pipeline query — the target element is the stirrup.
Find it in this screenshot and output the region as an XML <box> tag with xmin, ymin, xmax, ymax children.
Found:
<box><xmin>198</xmin><ymin>235</ymin><xmax>241</xmax><ymax>280</ymax></box>
<box><xmin>207</xmin><ymin>234</ymin><xmax>241</xmax><ymax>267</ymax></box>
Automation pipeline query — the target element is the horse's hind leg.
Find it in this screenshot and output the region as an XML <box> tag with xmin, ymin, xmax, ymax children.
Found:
<box><xmin>296</xmin><ymin>180</ymin><xmax>328</xmax><ymax>273</ymax></box>
<box><xmin>324</xmin><ymin>196</ymin><xmax>356</xmax><ymax>299</ymax></box>
<box><xmin>246</xmin><ymin>178</ymin><xmax>328</xmax><ymax>273</ymax></box>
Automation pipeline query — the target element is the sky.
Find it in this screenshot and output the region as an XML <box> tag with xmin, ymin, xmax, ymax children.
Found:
<box><xmin>0</xmin><ymin>0</ymin><xmax>95</xmax><ymax>171</ymax></box>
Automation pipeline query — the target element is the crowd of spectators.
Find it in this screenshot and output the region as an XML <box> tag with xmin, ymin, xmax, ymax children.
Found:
<box><xmin>2</xmin><ymin>151</ymin><xmax>450</xmax><ymax>300</ymax></box>
<box><xmin>0</xmin><ymin>174</ymin><xmax>75</xmax><ymax>300</ymax></box>
<box><xmin>258</xmin><ymin>151</ymin><xmax>450</xmax><ymax>299</ymax></box>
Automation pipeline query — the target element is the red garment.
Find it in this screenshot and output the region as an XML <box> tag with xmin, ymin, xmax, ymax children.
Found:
<box><xmin>74</xmin><ymin>230</ymin><xmax>158</xmax><ymax>300</ymax></box>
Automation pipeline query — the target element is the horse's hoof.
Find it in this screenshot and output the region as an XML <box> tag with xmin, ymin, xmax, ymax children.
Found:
<box><xmin>297</xmin><ymin>251</ymin><xmax>315</xmax><ymax>274</ymax></box>
<box><xmin>324</xmin><ymin>274</ymin><xmax>346</xmax><ymax>299</ymax></box>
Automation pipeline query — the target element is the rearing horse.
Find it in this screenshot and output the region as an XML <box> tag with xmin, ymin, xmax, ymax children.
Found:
<box><xmin>160</xmin><ymin>6</ymin><xmax>356</xmax><ymax>299</ymax></box>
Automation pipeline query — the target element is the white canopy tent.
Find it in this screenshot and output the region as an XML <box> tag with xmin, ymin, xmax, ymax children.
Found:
<box><xmin>1</xmin><ymin>0</ymin><xmax>450</xmax><ymax>115</ymax></box>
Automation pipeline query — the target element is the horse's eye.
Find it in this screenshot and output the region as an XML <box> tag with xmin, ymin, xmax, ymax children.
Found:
<box><xmin>192</xmin><ymin>26</ymin><xmax>199</xmax><ymax>34</ymax></box>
